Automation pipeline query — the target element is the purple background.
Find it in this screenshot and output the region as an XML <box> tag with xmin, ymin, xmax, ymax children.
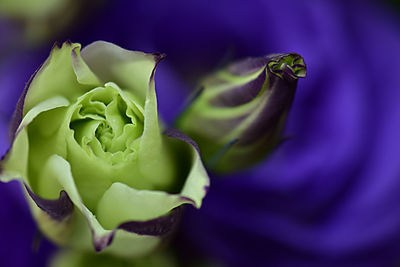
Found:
<box><xmin>1</xmin><ymin>0</ymin><xmax>400</xmax><ymax>266</ymax></box>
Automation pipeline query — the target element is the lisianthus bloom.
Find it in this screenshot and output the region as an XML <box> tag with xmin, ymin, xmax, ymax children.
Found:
<box><xmin>0</xmin><ymin>41</ymin><xmax>209</xmax><ymax>257</ymax></box>
<box><xmin>178</xmin><ymin>53</ymin><xmax>306</xmax><ymax>173</ymax></box>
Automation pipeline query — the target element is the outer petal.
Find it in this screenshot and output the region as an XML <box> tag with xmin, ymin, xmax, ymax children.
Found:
<box><xmin>71</xmin><ymin>46</ymin><xmax>102</xmax><ymax>86</ymax></box>
<box><xmin>81</xmin><ymin>41</ymin><xmax>161</xmax><ymax>106</ymax></box>
<box><xmin>0</xmin><ymin>96</ymin><xmax>70</xmax><ymax>184</ymax></box>
<box><xmin>164</xmin><ymin>128</ymin><xmax>209</xmax><ymax>208</ymax></box>
<box><xmin>137</xmin><ymin>54</ymin><xmax>178</xmax><ymax>188</ymax></box>
<box><xmin>96</xmin><ymin>183</ymin><xmax>191</xmax><ymax>229</ymax></box>
<box><xmin>23</xmin><ymin>42</ymin><xmax>97</xmax><ymax>115</ymax></box>
<box><xmin>23</xmin><ymin>129</ymin><xmax>209</xmax><ymax>256</ymax></box>
<box><xmin>30</xmin><ymin>154</ymin><xmax>114</xmax><ymax>251</ymax></box>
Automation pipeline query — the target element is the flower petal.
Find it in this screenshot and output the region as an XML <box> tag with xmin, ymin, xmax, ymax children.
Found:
<box><xmin>16</xmin><ymin>96</ymin><xmax>69</xmax><ymax>136</ymax></box>
<box><xmin>97</xmin><ymin>129</ymin><xmax>209</xmax><ymax>235</ymax></box>
<box><xmin>38</xmin><ymin>154</ymin><xmax>114</xmax><ymax>250</ymax></box>
<box><xmin>71</xmin><ymin>46</ymin><xmax>102</xmax><ymax>86</ymax></box>
<box><xmin>1</xmin><ymin>96</ymin><xmax>69</xmax><ymax>183</ymax></box>
<box><xmin>38</xmin><ymin>154</ymin><xmax>164</xmax><ymax>256</ymax></box>
<box><xmin>0</xmin><ymin>128</ymin><xmax>29</xmax><ymax>183</ymax></box>
<box><xmin>25</xmin><ymin>185</ymin><xmax>73</xmax><ymax>222</ymax></box>
<box><xmin>96</xmin><ymin>182</ymin><xmax>191</xmax><ymax>229</ymax></box>
<box><xmin>138</xmin><ymin>54</ymin><xmax>175</xmax><ymax>186</ymax></box>
<box><xmin>81</xmin><ymin>41</ymin><xmax>161</xmax><ymax>106</ymax></box>
<box><xmin>23</xmin><ymin>42</ymin><xmax>94</xmax><ymax>114</ymax></box>
<box><xmin>164</xmin><ymin>128</ymin><xmax>210</xmax><ymax>208</ymax></box>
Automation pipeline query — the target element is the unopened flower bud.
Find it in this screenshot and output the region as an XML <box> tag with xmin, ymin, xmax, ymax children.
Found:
<box><xmin>178</xmin><ymin>53</ymin><xmax>306</xmax><ymax>173</ymax></box>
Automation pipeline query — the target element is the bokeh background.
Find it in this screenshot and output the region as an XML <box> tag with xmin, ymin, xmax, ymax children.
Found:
<box><xmin>1</xmin><ymin>0</ymin><xmax>400</xmax><ymax>266</ymax></box>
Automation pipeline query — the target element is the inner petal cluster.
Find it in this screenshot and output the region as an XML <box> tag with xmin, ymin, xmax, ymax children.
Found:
<box><xmin>69</xmin><ymin>84</ymin><xmax>144</xmax><ymax>164</ymax></box>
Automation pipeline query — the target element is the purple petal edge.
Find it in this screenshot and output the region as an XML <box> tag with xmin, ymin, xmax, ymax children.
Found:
<box><xmin>18</xmin><ymin>129</ymin><xmax>201</xmax><ymax>252</ymax></box>
<box><xmin>9</xmin><ymin>42</ymin><xmax>62</xmax><ymax>143</ymax></box>
<box><xmin>164</xmin><ymin>127</ymin><xmax>200</xmax><ymax>153</ymax></box>
<box><xmin>25</xmin><ymin>184</ymin><xmax>74</xmax><ymax>221</ymax></box>
<box><xmin>25</xmin><ymin>182</ymin><xmax>188</xmax><ymax>252</ymax></box>
<box><xmin>149</xmin><ymin>52</ymin><xmax>166</xmax><ymax>84</ymax></box>
<box><xmin>92</xmin><ymin>206</ymin><xmax>184</xmax><ymax>252</ymax></box>
<box><xmin>118</xmin><ymin>206</ymin><xmax>184</xmax><ymax>236</ymax></box>
<box><xmin>210</xmin><ymin>68</ymin><xmax>267</xmax><ymax>107</ymax></box>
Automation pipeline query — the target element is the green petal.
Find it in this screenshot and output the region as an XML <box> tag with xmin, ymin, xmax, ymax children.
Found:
<box><xmin>71</xmin><ymin>46</ymin><xmax>102</xmax><ymax>86</ymax></box>
<box><xmin>97</xmin><ymin>130</ymin><xmax>210</xmax><ymax>230</ymax></box>
<box><xmin>37</xmin><ymin>154</ymin><xmax>163</xmax><ymax>256</ymax></box>
<box><xmin>1</xmin><ymin>96</ymin><xmax>69</xmax><ymax>184</ymax></box>
<box><xmin>0</xmin><ymin>128</ymin><xmax>29</xmax><ymax>183</ymax></box>
<box><xmin>17</xmin><ymin>96</ymin><xmax>69</xmax><ymax>135</ymax></box>
<box><xmin>24</xmin><ymin>42</ymin><xmax>94</xmax><ymax>114</ymax></box>
<box><xmin>61</xmin><ymin>84</ymin><xmax>149</xmax><ymax>211</ymax></box>
<box><xmin>96</xmin><ymin>182</ymin><xmax>193</xmax><ymax>229</ymax></box>
<box><xmin>81</xmin><ymin>41</ymin><xmax>159</xmax><ymax>106</ymax></box>
<box><xmin>165</xmin><ymin>130</ymin><xmax>210</xmax><ymax>209</ymax></box>
<box><xmin>41</xmin><ymin>155</ymin><xmax>113</xmax><ymax>247</ymax></box>
<box><xmin>136</xmin><ymin>56</ymin><xmax>178</xmax><ymax>189</ymax></box>
<box><xmin>178</xmin><ymin>140</ymin><xmax>209</xmax><ymax>208</ymax></box>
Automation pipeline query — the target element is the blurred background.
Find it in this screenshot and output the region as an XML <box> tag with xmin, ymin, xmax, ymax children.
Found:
<box><xmin>1</xmin><ymin>0</ymin><xmax>400</xmax><ymax>266</ymax></box>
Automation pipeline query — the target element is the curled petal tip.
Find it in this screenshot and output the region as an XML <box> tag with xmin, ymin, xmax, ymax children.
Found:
<box><xmin>52</xmin><ymin>41</ymin><xmax>62</xmax><ymax>49</ymax></box>
<box><xmin>268</xmin><ymin>53</ymin><xmax>307</xmax><ymax>79</ymax></box>
<box><xmin>153</xmin><ymin>52</ymin><xmax>167</xmax><ymax>64</ymax></box>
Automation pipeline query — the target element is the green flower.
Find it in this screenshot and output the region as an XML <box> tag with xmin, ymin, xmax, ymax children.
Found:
<box><xmin>0</xmin><ymin>41</ymin><xmax>209</xmax><ymax>257</ymax></box>
<box><xmin>177</xmin><ymin>53</ymin><xmax>306</xmax><ymax>173</ymax></box>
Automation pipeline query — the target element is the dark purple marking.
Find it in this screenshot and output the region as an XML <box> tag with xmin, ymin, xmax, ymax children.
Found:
<box><xmin>164</xmin><ymin>128</ymin><xmax>200</xmax><ymax>153</ymax></box>
<box><xmin>118</xmin><ymin>206</ymin><xmax>184</xmax><ymax>236</ymax></box>
<box><xmin>228</xmin><ymin>57</ymin><xmax>269</xmax><ymax>76</ymax></box>
<box><xmin>237</xmin><ymin>64</ymin><xmax>299</xmax><ymax>146</ymax></box>
<box><xmin>92</xmin><ymin>206</ymin><xmax>185</xmax><ymax>252</ymax></box>
<box><xmin>25</xmin><ymin>184</ymin><xmax>74</xmax><ymax>221</ymax></box>
<box><xmin>149</xmin><ymin>53</ymin><xmax>166</xmax><ymax>85</ymax></box>
<box><xmin>93</xmin><ymin>230</ymin><xmax>116</xmax><ymax>252</ymax></box>
<box><xmin>9</xmin><ymin>62</ymin><xmax>43</xmax><ymax>143</ymax></box>
<box><xmin>210</xmin><ymin>68</ymin><xmax>267</xmax><ymax>107</ymax></box>
<box><xmin>208</xmin><ymin>52</ymin><xmax>306</xmax><ymax>146</ymax></box>
<box><xmin>8</xmin><ymin>41</ymin><xmax>63</xmax><ymax>143</ymax></box>
<box><xmin>23</xmin><ymin>183</ymin><xmax>187</xmax><ymax>252</ymax></box>
<box><xmin>1</xmin><ymin>43</ymin><xmax>63</xmax><ymax>171</ymax></box>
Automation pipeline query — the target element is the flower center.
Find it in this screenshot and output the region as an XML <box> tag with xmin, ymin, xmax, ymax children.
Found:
<box><xmin>69</xmin><ymin>83</ymin><xmax>144</xmax><ymax>164</ymax></box>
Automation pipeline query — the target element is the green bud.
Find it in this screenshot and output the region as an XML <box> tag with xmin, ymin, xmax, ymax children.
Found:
<box><xmin>177</xmin><ymin>53</ymin><xmax>306</xmax><ymax>173</ymax></box>
<box><xmin>0</xmin><ymin>41</ymin><xmax>209</xmax><ymax>257</ymax></box>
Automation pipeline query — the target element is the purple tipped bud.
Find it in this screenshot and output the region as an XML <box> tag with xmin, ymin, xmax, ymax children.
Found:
<box><xmin>177</xmin><ymin>53</ymin><xmax>307</xmax><ymax>173</ymax></box>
